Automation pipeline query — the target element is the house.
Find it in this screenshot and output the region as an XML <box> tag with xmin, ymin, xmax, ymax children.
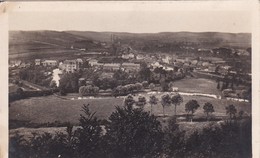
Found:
<box><xmin>63</xmin><ymin>60</ymin><xmax>82</xmax><ymax>73</ymax></box>
<box><xmin>58</xmin><ymin>62</ymin><xmax>65</xmax><ymax>70</ymax></box>
<box><xmin>89</xmin><ymin>59</ymin><xmax>98</xmax><ymax>67</ymax></box>
<box><xmin>19</xmin><ymin>62</ymin><xmax>31</xmax><ymax>68</ymax></box>
<box><xmin>79</xmin><ymin>48</ymin><xmax>86</xmax><ymax>51</ymax></box>
<box><xmin>63</xmin><ymin>60</ymin><xmax>78</xmax><ymax>73</ymax></box>
<box><xmin>136</xmin><ymin>54</ymin><xmax>144</xmax><ymax>60</ymax></box>
<box><xmin>162</xmin><ymin>56</ymin><xmax>171</xmax><ymax>64</ymax></box>
<box><xmin>191</xmin><ymin>60</ymin><xmax>198</xmax><ymax>66</ymax></box>
<box><xmin>171</xmin><ymin>87</ymin><xmax>179</xmax><ymax>92</ymax></box>
<box><xmin>212</xmin><ymin>60</ymin><xmax>226</xmax><ymax>64</ymax></box>
<box><xmin>9</xmin><ymin>60</ymin><xmax>22</xmax><ymax>67</ymax></box>
<box><xmin>151</xmin><ymin>62</ymin><xmax>163</xmax><ymax>69</ymax></box>
<box><xmin>101</xmin><ymin>42</ymin><xmax>107</xmax><ymax>46</ymax></box>
<box><xmin>103</xmin><ymin>63</ymin><xmax>121</xmax><ymax>71</ymax></box>
<box><xmin>35</xmin><ymin>59</ymin><xmax>41</xmax><ymax>66</ymax></box>
<box><xmin>175</xmin><ymin>58</ymin><xmax>185</xmax><ymax>63</ymax></box>
<box><xmin>42</xmin><ymin>60</ymin><xmax>58</xmax><ymax>67</ymax></box>
<box><xmin>202</xmin><ymin>61</ymin><xmax>210</xmax><ymax>67</ymax></box>
<box><xmin>218</xmin><ymin>65</ymin><xmax>231</xmax><ymax>75</ymax></box>
<box><xmin>208</xmin><ymin>66</ymin><xmax>217</xmax><ymax>73</ymax></box>
<box><xmin>122</xmin><ymin>53</ymin><xmax>135</xmax><ymax>59</ymax></box>
<box><xmin>76</xmin><ymin>58</ymin><xmax>84</xmax><ymax>68</ymax></box>
<box><xmin>121</xmin><ymin>63</ymin><xmax>140</xmax><ymax>72</ymax></box>
<box><xmin>93</xmin><ymin>63</ymin><xmax>104</xmax><ymax>68</ymax></box>
<box><xmin>163</xmin><ymin>66</ymin><xmax>174</xmax><ymax>71</ymax></box>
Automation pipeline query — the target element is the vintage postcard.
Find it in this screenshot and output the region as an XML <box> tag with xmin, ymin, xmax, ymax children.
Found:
<box><xmin>0</xmin><ymin>1</ymin><xmax>259</xmax><ymax>158</ymax></box>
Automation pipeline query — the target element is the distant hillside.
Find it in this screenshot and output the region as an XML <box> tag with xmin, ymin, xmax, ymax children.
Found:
<box><xmin>67</xmin><ymin>31</ymin><xmax>251</xmax><ymax>48</ymax></box>
<box><xmin>9</xmin><ymin>30</ymin><xmax>251</xmax><ymax>60</ymax></box>
<box><xmin>9</xmin><ymin>31</ymin><xmax>105</xmax><ymax>59</ymax></box>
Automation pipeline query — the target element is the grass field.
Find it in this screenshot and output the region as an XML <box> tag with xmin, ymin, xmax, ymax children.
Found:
<box><xmin>10</xmin><ymin>93</ymin><xmax>251</xmax><ymax>128</ymax></box>
<box><xmin>138</xmin><ymin>93</ymin><xmax>251</xmax><ymax>118</ymax></box>
<box><xmin>9</xmin><ymin>96</ymin><xmax>124</xmax><ymax>125</ymax></box>
<box><xmin>172</xmin><ymin>78</ymin><xmax>221</xmax><ymax>95</ymax></box>
<box><xmin>9</xmin><ymin>84</ymin><xmax>19</xmax><ymax>93</ymax></box>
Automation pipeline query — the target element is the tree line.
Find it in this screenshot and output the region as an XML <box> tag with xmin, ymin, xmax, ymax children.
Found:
<box><xmin>124</xmin><ymin>93</ymin><xmax>230</xmax><ymax>122</ymax></box>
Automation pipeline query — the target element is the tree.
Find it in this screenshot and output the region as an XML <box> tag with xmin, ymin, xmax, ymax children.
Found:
<box><xmin>75</xmin><ymin>104</ymin><xmax>104</xmax><ymax>157</ymax></box>
<box><xmin>161</xmin><ymin>81</ymin><xmax>169</xmax><ymax>92</ymax></box>
<box><xmin>149</xmin><ymin>95</ymin><xmax>158</xmax><ymax>114</ymax></box>
<box><xmin>59</xmin><ymin>72</ymin><xmax>80</xmax><ymax>93</ymax></box>
<box><xmin>226</xmin><ymin>104</ymin><xmax>237</xmax><ymax>120</ymax></box>
<box><xmin>16</xmin><ymin>87</ymin><xmax>24</xmax><ymax>98</ymax></box>
<box><xmin>113</xmin><ymin>69</ymin><xmax>129</xmax><ymax>81</ymax></box>
<box><xmin>238</xmin><ymin>110</ymin><xmax>244</xmax><ymax>120</ymax></box>
<box><xmin>185</xmin><ymin>100</ymin><xmax>200</xmax><ymax>122</ymax></box>
<box><xmin>124</xmin><ymin>94</ymin><xmax>135</xmax><ymax>108</ymax></box>
<box><xmin>149</xmin><ymin>83</ymin><xmax>156</xmax><ymax>91</ymax></box>
<box><xmin>136</xmin><ymin>95</ymin><xmax>147</xmax><ymax>108</ymax></box>
<box><xmin>161</xmin><ymin>94</ymin><xmax>172</xmax><ymax>117</ymax></box>
<box><xmin>50</xmin><ymin>80</ymin><xmax>57</xmax><ymax>88</ymax></box>
<box><xmin>203</xmin><ymin>102</ymin><xmax>214</xmax><ymax>121</ymax></box>
<box><xmin>171</xmin><ymin>93</ymin><xmax>183</xmax><ymax>116</ymax></box>
<box><xmin>106</xmin><ymin>105</ymin><xmax>163</xmax><ymax>158</ymax></box>
<box><xmin>217</xmin><ymin>81</ymin><xmax>220</xmax><ymax>89</ymax></box>
<box><xmin>138</xmin><ymin>63</ymin><xmax>152</xmax><ymax>82</ymax></box>
<box><xmin>163</xmin><ymin>116</ymin><xmax>186</xmax><ymax>158</ymax></box>
<box><xmin>142</xmin><ymin>81</ymin><xmax>149</xmax><ymax>88</ymax></box>
<box><xmin>134</xmin><ymin>82</ymin><xmax>143</xmax><ymax>91</ymax></box>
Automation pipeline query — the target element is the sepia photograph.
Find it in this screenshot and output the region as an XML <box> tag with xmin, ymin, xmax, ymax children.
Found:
<box><xmin>2</xmin><ymin>1</ymin><xmax>259</xmax><ymax>158</ymax></box>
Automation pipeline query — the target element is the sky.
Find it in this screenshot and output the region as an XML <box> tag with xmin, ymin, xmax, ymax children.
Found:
<box><xmin>8</xmin><ymin>2</ymin><xmax>252</xmax><ymax>33</ymax></box>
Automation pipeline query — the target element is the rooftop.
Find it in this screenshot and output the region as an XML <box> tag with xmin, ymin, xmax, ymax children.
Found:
<box><xmin>64</xmin><ymin>60</ymin><xmax>77</xmax><ymax>64</ymax></box>
<box><xmin>122</xmin><ymin>63</ymin><xmax>140</xmax><ymax>66</ymax></box>
<box><xmin>104</xmin><ymin>63</ymin><xmax>120</xmax><ymax>67</ymax></box>
<box><xmin>43</xmin><ymin>60</ymin><xmax>57</xmax><ymax>63</ymax></box>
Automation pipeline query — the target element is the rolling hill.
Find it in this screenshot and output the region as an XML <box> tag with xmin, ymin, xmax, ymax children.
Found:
<box><xmin>67</xmin><ymin>31</ymin><xmax>251</xmax><ymax>47</ymax></box>
<box><xmin>9</xmin><ymin>30</ymin><xmax>251</xmax><ymax>60</ymax></box>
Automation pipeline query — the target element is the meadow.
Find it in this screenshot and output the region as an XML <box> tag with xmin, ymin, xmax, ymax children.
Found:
<box><xmin>9</xmin><ymin>93</ymin><xmax>251</xmax><ymax>127</ymax></box>
<box><xmin>9</xmin><ymin>96</ymin><xmax>124</xmax><ymax>126</ymax></box>
<box><xmin>172</xmin><ymin>78</ymin><xmax>221</xmax><ymax>95</ymax></box>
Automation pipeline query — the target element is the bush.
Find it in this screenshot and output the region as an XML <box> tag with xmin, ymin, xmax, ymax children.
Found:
<box><xmin>113</xmin><ymin>83</ymin><xmax>144</xmax><ymax>96</ymax></box>
<box><xmin>149</xmin><ymin>83</ymin><xmax>156</xmax><ymax>91</ymax></box>
<box><xmin>142</xmin><ymin>81</ymin><xmax>149</xmax><ymax>88</ymax></box>
<box><xmin>9</xmin><ymin>89</ymin><xmax>53</xmax><ymax>102</ymax></box>
<box><xmin>79</xmin><ymin>85</ymin><xmax>99</xmax><ymax>96</ymax></box>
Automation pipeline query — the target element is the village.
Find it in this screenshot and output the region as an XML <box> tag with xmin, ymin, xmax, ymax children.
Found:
<box><xmin>9</xmin><ymin>44</ymin><xmax>251</xmax><ymax>102</ymax></box>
